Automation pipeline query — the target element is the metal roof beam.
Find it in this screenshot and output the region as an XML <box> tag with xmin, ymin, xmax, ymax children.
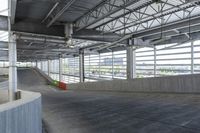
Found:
<box><xmin>12</xmin><ymin>21</ymin><xmax>65</xmax><ymax>37</ymax></box>
<box><xmin>134</xmin><ymin>15</ymin><xmax>200</xmax><ymax>39</ymax></box>
<box><xmin>152</xmin><ymin>31</ymin><xmax>200</xmax><ymax>45</ymax></box>
<box><xmin>93</xmin><ymin>15</ymin><xmax>200</xmax><ymax>51</ymax></box>
<box><xmin>41</xmin><ymin>2</ymin><xmax>59</xmax><ymax>23</ymax></box>
<box><xmin>0</xmin><ymin>15</ymin><xmax>123</xmax><ymax>43</ymax></box>
<box><xmin>143</xmin><ymin>24</ymin><xmax>200</xmax><ymax>40</ymax></box>
<box><xmin>75</xmin><ymin>0</ymin><xmax>151</xmax><ymax>31</ymax></box>
<box><xmin>102</xmin><ymin>0</ymin><xmax>199</xmax><ymax>34</ymax></box>
<box><xmin>43</xmin><ymin>0</ymin><xmax>77</xmax><ymax>27</ymax></box>
<box><xmin>93</xmin><ymin>0</ymin><xmax>154</xmax><ymax>30</ymax></box>
<box><xmin>72</xmin><ymin>28</ymin><xmax>123</xmax><ymax>42</ymax></box>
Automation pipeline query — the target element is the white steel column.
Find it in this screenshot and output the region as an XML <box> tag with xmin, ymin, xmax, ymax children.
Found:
<box><xmin>79</xmin><ymin>50</ymin><xmax>85</xmax><ymax>82</ymax></box>
<box><xmin>40</xmin><ymin>60</ymin><xmax>43</xmax><ymax>71</ymax></box>
<box><xmin>59</xmin><ymin>56</ymin><xmax>63</xmax><ymax>82</ymax></box>
<box><xmin>48</xmin><ymin>60</ymin><xmax>51</xmax><ymax>76</ymax></box>
<box><xmin>127</xmin><ymin>47</ymin><xmax>136</xmax><ymax>79</ymax></box>
<box><xmin>98</xmin><ymin>53</ymin><xmax>100</xmax><ymax>78</ymax></box>
<box><xmin>8</xmin><ymin>0</ymin><xmax>17</xmax><ymax>101</ymax></box>
<box><xmin>154</xmin><ymin>46</ymin><xmax>157</xmax><ymax>77</ymax></box>
<box><xmin>191</xmin><ymin>41</ymin><xmax>194</xmax><ymax>74</ymax></box>
<box><xmin>112</xmin><ymin>51</ymin><xmax>114</xmax><ymax>79</ymax></box>
<box><xmin>8</xmin><ymin>35</ymin><xmax>17</xmax><ymax>101</ymax></box>
<box><xmin>133</xmin><ymin>49</ymin><xmax>136</xmax><ymax>78</ymax></box>
<box><xmin>36</xmin><ymin>60</ymin><xmax>38</xmax><ymax>68</ymax></box>
<box><xmin>127</xmin><ymin>40</ymin><xmax>134</xmax><ymax>79</ymax></box>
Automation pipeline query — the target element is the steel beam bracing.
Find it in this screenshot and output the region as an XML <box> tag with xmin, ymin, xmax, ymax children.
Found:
<box><xmin>96</xmin><ymin>0</ymin><xmax>200</xmax><ymax>34</ymax></box>
<box><xmin>71</xmin><ymin>0</ymin><xmax>200</xmax><ymax>51</ymax></box>
<box><xmin>76</xmin><ymin>0</ymin><xmax>200</xmax><ymax>37</ymax></box>
<box><xmin>75</xmin><ymin>0</ymin><xmax>151</xmax><ymax>31</ymax></box>
<box><xmin>96</xmin><ymin>11</ymin><xmax>200</xmax><ymax>50</ymax></box>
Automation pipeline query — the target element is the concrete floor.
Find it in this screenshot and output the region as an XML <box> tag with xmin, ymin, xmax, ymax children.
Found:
<box><xmin>18</xmin><ymin>68</ymin><xmax>200</xmax><ymax>133</ymax></box>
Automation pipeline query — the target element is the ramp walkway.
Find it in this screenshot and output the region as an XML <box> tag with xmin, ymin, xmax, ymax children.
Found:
<box><xmin>18</xmin><ymin>68</ymin><xmax>200</xmax><ymax>133</ymax></box>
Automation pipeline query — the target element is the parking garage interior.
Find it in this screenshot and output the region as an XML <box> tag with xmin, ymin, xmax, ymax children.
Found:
<box><xmin>1</xmin><ymin>0</ymin><xmax>200</xmax><ymax>133</ymax></box>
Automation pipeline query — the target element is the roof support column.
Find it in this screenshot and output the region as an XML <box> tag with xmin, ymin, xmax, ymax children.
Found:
<box><xmin>8</xmin><ymin>34</ymin><xmax>17</xmax><ymax>101</ymax></box>
<box><xmin>191</xmin><ymin>41</ymin><xmax>194</xmax><ymax>74</ymax></box>
<box><xmin>36</xmin><ymin>60</ymin><xmax>38</xmax><ymax>68</ymax></box>
<box><xmin>126</xmin><ymin>39</ymin><xmax>136</xmax><ymax>79</ymax></box>
<box><xmin>154</xmin><ymin>46</ymin><xmax>157</xmax><ymax>77</ymax></box>
<box><xmin>112</xmin><ymin>51</ymin><xmax>114</xmax><ymax>79</ymax></box>
<box><xmin>59</xmin><ymin>56</ymin><xmax>63</xmax><ymax>82</ymax></box>
<box><xmin>79</xmin><ymin>50</ymin><xmax>85</xmax><ymax>82</ymax></box>
<box><xmin>8</xmin><ymin>0</ymin><xmax>17</xmax><ymax>101</ymax></box>
<box><xmin>41</xmin><ymin>60</ymin><xmax>43</xmax><ymax>71</ymax></box>
<box><xmin>133</xmin><ymin>49</ymin><xmax>136</xmax><ymax>78</ymax></box>
<box><xmin>48</xmin><ymin>60</ymin><xmax>51</xmax><ymax>76</ymax></box>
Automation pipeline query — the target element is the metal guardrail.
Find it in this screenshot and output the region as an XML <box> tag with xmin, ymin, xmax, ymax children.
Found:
<box><xmin>0</xmin><ymin>80</ymin><xmax>8</xmax><ymax>90</ymax></box>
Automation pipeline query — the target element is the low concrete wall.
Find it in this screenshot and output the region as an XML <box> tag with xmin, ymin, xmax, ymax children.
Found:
<box><xmin>68</xmin><ymin>74</ymin><xmax>200</xmax><ymax>93</ymax></box>
<box><xmin>0</xmin><ymin>91</ymin><xmax>42</xmax><ymax>133</ymax></box>
<box><xmin>34</xmin><ymin>67</ymin><xmax>53</xmax><ymax>84</ymax></box>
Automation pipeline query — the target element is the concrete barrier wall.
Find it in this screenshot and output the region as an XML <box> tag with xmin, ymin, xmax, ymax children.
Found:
<box><xmin>0</xmin><ymin>91</ymin><xmax>42</xmax><ymax>133</ymax></box>
<box><xmin>68</xmin><ymin>74</ymin><xmax>200</xmax><ymax>93</ymax></box>
<box><xmin>34</xmin><ymin>67</ymin><xmax>53</xmax><ymax>84</ymax></box>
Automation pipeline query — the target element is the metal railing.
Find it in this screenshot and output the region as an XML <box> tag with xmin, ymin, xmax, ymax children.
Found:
<box><xmin>136</xmin><ymin>41</ymin><xmax>200</xmax><ymax>78</ymax></box>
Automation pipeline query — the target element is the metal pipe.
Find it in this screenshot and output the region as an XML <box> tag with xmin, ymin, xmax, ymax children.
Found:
<box><xmin>98</xmin><ymin>34</ymin><xmax>132</xmax><ymax>51</ymax></box>
<box><xmin>17</xmin><ymin>35</ymin><xmax>66</xmax><ymax>44</ymax></box>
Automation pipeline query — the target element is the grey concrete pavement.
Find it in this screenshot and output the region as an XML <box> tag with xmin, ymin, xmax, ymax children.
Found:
<box><xmin>18</xmin><ymin>68</ymin><xmax>200</xmax><ymax>133</ymax></box>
